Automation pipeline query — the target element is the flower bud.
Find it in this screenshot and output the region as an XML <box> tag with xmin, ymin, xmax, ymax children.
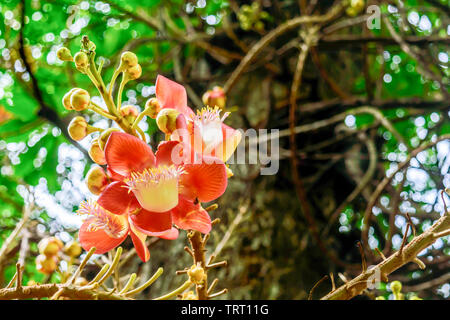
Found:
<box><xmin>187</xmin><ymin>264</ymin><xmax>206</xmax><ymax>285</ymax></box>
<box><xmin>68</xmin><ymin>116</ymin><xmax>88</xmax><ymax>141</ymax></box>
<box><xmin>126</xmin><ymin>64</ymin><xmax>142</xmax><ymax>80</ymax></box>
<box><xmin>120</xmin><ymin>51</ymin><xmax>138</xmax><ymax>69</ymax></box>
<box><xmin>99</xmin><ymin>128</ymin><xmax>121</xmax><ymax>151</ymax></box>
<box><xmin>346</xmin><ymin>0</ymin><xmax>365</xmax><ymax>16</ymax></box>
<box><xmin>390</xmin><ymin>281</ymin><xmax>402</xmax><ymax>294</ymax></box>
<box><xmin>181</xmin><ymin>291</ymin><xmax>197</xmax><ymax>300</ymax></box>
<box><xmin>36</xmin><ymin>254</ymin><xmax>58</xmax><ymax>275</ymax></box>
<box><xmin>38</xmin><ymin>237</ymin><xmax>64</xmax><ymax>257</ymax></box>
<box><xmin>202</xmin><ymin>86</ymin><xmax>226</xmax><ymax>110</ymax></box>
<box><xmin>226</xmin><ymin>166</ymin><xmax>234</xmax><ymax>178</ymax></box>
<box><xmin>86</xmin><ymin>165</ymin><xmax>108</xmax><ymax>195</ymax></box>
<box><xmin>70</xmin><ymin>89</ymin><xmax>90</xmax><ymax>111</ymax></box>
<box><xmin>375</xmin><ymin>296</ymin><xmax>386</xmax><ymax>300</ymax></box>
<box><xmin>64</xmin><ymin>240</ymin><xmax>82</xmax><ymax>258</ymax></box>
<box><xmin>57</xmin><ymin>47</ymin><xmax>73</xmax><ymax>62</ymax></box>
<box><xmin>144</xmin><ymin>98</ymin><xmax>161</xmax><ymax>119</ymax></box>
<box><xmin>62</xmin><ymin>88</ymin><xmax>78</xmax><ymax>110</ymax></box>
<box><xmin>120</xmin><ymin>105</ymin><xmax>139</xmax><ymax>124</ymax></box>
<box><xmin>89</xmin><ymin>139</ymin><xmax>107</xmax><ymax>165</ymax></box>
<box><xmin>156</xmin><ymin>108</ymin><xmax>180</xmax><ymax>134</ymax></box>
<box><xmin>74</xmin><ymin>51</ymin><xmax>89</xmax><ymax>72</ymax></box>
<box><xmin>74</xmin><ymin>277</ymin><xmax>89</xmax><ymax>286</ymax></box>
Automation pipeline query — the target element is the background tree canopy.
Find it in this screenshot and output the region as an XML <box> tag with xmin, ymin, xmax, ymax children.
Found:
<box><xmin>0</xmin><ymin>0</ymin><xmax>449</xmax><ymax>300</ymax></box>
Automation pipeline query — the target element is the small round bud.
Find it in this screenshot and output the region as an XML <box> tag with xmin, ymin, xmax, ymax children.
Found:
<box><xmin>27</xmin><ymin>280</ymin><xmax>37</xmax><ymax>286</ymax></box>
<box><xmin>126</xmin><ymin>64</ymin><xmax>142</xmax><ymax>80</ymax></box>
<box><xmin>144</xmin><ymin>98</ymin><xmax>161</xmax><ymax>119</ymax></box>
<box><xmin>202</xmin><ymin>86</ymin><xmax>226</xmax><ymax>110</ymax></box>
<box><xmin>181</xmin><ymin>291</ymin><xmax>197</xmax><ymax>300</ymax></box>
<box><xmin>156</xmin><ymin>108</ymin><xmax>180</xmax><ymax>134</ymax></box>
<box><xmin>346</xmin><ymin>0</ymin><xmax>365</xmax><ymax>16</ymax></box>
<box><xmin>120</xmin><ymin>51</ymin><xmax>138</xmax><ymax>68</ymax></box>
<box><xmin>390</xmin><ymin>281</ymin><xmax>402</xmax><ymax>294</ymax></box>
<box><xmin>68</xmin><ymin>116</ymin><xmax>88</xmax><ymax>141</ymax></box>
<box><xmin>36</xmin><ymin>254</ymin><xmax>58</xmax><ymax>275</ymax></box>
<box><xmin>226</xmin><ymin>166</ymin><xmax>234</xmax><ymax>178</ymax></box>
<box><xmin>375</xmin><ymin>296</ymin><xmax>386</xmax><ymax>300</ymax></box>
<box><xmin>62</xmin><ymin>88</ymin><xmax>78</xmax><ymax>110</ymax></box>
<box><xmin>74</xmin><ymin>277</ymin><xmax>89</xmax><ymax>286</ymax></box>
<box><xmin>38</xmin><ymin>237</ymin><xmax>64</xmax><ymax>257</ymax></box>
<box><xmin>120</xmin><ymin>105</ymin><xmax>139</xmax><ymax>124</ymax></box>
<box><xmin>99</xmin><ymin>128</ymin><xmax>121</xmax><ymax>151</ymax></box>
<box><xmin>74</xmin><ymin>51</ymin><xmax>89</xmax><ymax>72</ymax></box>
<box><xmin>187</xmin><ymin>264</ymin><xmax>206</xmax><ymax>285</ymax></box>
<box><xmin>64</xmin><ymin>240</ymin><xmax>82</xmax><ymax>258</ymax></box>
<box><xmin>57</xmin><ymin>47</ymin><xmax>73</xmax><ymax>62</ymax></box>
<box><xmin>89</xmin><ymin>139</ymin><xmax>107</xmax><ymax>165</ymax></box>
<box><xmin>86</xmin><ymin>165</ymin><xmax>108</xmax><ymax>195</ymax></box>
<box><xmin>70</xmin><ymin>89</ymin><xmax>90</xmax><ymax>111</ymax></box>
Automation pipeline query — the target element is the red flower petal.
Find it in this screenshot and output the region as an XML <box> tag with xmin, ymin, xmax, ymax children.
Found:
<box><xmin>171</xmin><ymin>197</ymin><xmax>211</xmax><ymax>234</ymax></box>
<box><xmin>107</xmin><ymin>167</ymin><xmax>125</xmax><ymax>182</ymax></box>
<box><xmin>78</xmin><ymin>217</ymin><xmax>128</xmax><ymax>255</ymax></box>
<box><xmin>180</xmin><ymin>156</ymin><xmax>228</xmax><ymax>202</ymax></box>
<box><xmin>155</xmin><ymin>140</ymin><xmax>180</xmax><ymax>166</ymax></box>
<box><xmin>129</xmin><ymin>223</ymin><xmax>150</xmax><ymax>262</ymax></box>
<box><xmin>129</xmin><ymin>209</ymin><xmax>172</xmax><ymax>234</ymax></box>
<box><xmin>105</xmin><ymin>132</ymin><xmax>155</xmax><ymax>177</ymax></box>
<box><xmin>97</xmin><ymin>181</ymin><xmax>140</xmax><ymax>215</ymax></box>
<box><xmin>155</xmin><ymin>75</ymin><xmax>194</xmax><ymax>117</ymax></box>
<box><xmin>157</xmin><ymin>227</ymin><xmax>179</xmax><ymax>240</ymax></box>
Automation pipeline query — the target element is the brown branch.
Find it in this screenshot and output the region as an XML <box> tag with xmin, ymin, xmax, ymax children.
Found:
<box><xmin>321</xmin><ymin>210</ymin><xmax>450</xmax><ymax>300</ymax></box>
<box><xmin>361</xmin><ymin>134</ymin><xmax>450</xmax><ymax>257</ymax></box>
<box><xmin>223</xmin><ymin>2</ymin><xmax>346</xmax><ymax>93</ymax></box>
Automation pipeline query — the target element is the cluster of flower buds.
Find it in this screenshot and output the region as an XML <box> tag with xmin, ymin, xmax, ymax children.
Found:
<box><xmin>376</xmin><ymin>280</ymin><xmax>423</xmax><ymax>300</ymax></box>
<box><xmin>63</xmin><ymin>88</ymin><xmax>91</xmax><ymax>111</ymax></box>
<box><xmin>202</xmin><ymin>86</ymin><xmax>226</xmax><ymax>110</ymax></box>
<box><xmin>187</xmin><ymin>263</ymin><xmax>206</xmax><ymax>285</ymax></box>
<box><xmin>237</xmin><ymin>2</ymin><xmax>269</xmax><ymax>31</ymax></box>
<box><xmin>36</xmin><ymin>237</ymin><xmax>63</xmax><ymax>275</ymax></box>
<box><xmin>346</xmin><ymin>0</ymin><xmax>365</xmax><ymax>17</ymax></box>
<box><xmin>36</xmin><ymin>237</ymin><xmax>82</xmax><ymax>275</ymax></box>
<box><xmin>118</xmin><ymin>51</ymin><xmax>142</xmax><ymax>81</ymax></box>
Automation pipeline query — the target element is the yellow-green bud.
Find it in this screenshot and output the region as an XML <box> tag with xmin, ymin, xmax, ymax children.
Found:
<box><xmin>120</xmin><ymin>51</ymin><xmax>138</xmax><ymax>69</ymax></box>
<box><xmin>120</xmin><ymin>105</ymin><xmax>139</xmax><ymax>124</ymax></box>
<box><xmin>62</xmin><ymin>88</ymin><xmax>78</xmax><ymax>110</ymax></box>
<box><xmin>64</xmin><ymin>240</ymin><xmax>82</xmax><ymax>258</ymax></box>
<box><xmin>126</xmin><ymin>64</ymin><xmax>142</xmax><ymax>80</ymax></box>
<box><xmin>36</xmin><ymin>254</ymin><xmax>58</xmax><ymax>275</ymax></box>
<box><xmin>99</xmin><ymin>128</ymin><xmax>121</xmax><ymax>151</ymax></box>
<box><xmin>346</xmin><ymin>0</ymin><xmax>365</xmax><ymax>16</ymax></box>
<box><xmin>181</xmin><ymin>291</ymin><xmax>198</xmax><ymax>300</ymax></box>
<box><xmin>86</xmin><ymin>165</ymin><xmax>108</xmax><ymax>195</ymax></box>
<box><xmin>57</xmin><ymin>47</ymin><xmax>73</xmax><ymax>62</ymax></box>
<box><xmin>390</xmin><ymin>281</ymin><xmax>402</xmax><ymax>294</ymax></box>
<box><xmin>375</xmin><ymin>296</ymin><xmax>386</xmax><ymax>300</ymax></box>
<box><xmin>89</xmin><ymin>139</ymin><xmax>107</xmax><ymax>165</ymax></box>
<box><xmin>70</xmin><ymin>88</ymin><xmax>90</xmax><ymax>111</ymax></box>
<box><xmin>38</xmin><ymin>237</ymin><xmax>63</xmax><ymax>257</ymax></box>
<box><xmin>74</xmin><ymin>51</ymin><xmax>89</xmax><ymax>72</ymax></box>
<box><xmin>156</xmin><ymin>108</ymin><xmax>180</xmax><ymax>134</ymax></box>
<box><xmin>202</xmin><ymin>86</ymin><xmax>226</xmax><ymax>110</ymax></box>
<box><xmin>68</xmin><ymin>116</ymin><xmax>88</xmax><ymax>141</ymax></box>
<box><xmin>144</xmin><ymin>98</ymin><xmax>161</xmax><ymax>119</ymax></box>
<box><xmin>74</xmin><ymin>277</ymin><xmax>89</xmax><ymax>286</ymax></box>
<box><xmin>187</xmin><ymin>264</ymin><xmax>206</xmax><ymax>285</ymax></box>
